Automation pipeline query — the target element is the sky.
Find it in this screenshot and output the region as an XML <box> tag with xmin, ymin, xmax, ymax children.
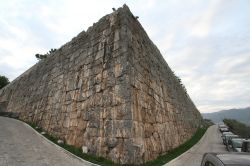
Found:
<box><xmin>0</xmin><ymin>0</ymin><xmax>249</xmax><ymax>113</ymax></box>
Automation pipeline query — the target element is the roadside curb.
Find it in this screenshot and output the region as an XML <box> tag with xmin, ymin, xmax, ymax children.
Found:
<box><xmin>5</xmin><ymin>117</ymin><xmax>100</xmax><ymax>166</ymax></box>
<box><xmin>164</xmin><ymin>126</ymin><xmax>211</xmax><ymax>166</ymax></box>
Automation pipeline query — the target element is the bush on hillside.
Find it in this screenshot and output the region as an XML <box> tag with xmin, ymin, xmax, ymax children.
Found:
<box><xmin>0</xmin><ymin>75</ymin><xmax>9</xmax><ymax>89</ymax></box>
<box><xmin>223</xmin><ymin>119</ymin><xmax>250</xmax><ymax>138</ymax></box>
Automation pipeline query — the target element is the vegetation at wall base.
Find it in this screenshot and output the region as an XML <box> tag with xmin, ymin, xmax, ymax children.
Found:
<box><xmin>142</xmin><ymin>127</ymin><xmax>207</xmax><ymax>166</ymax></box>
<box><xmin>28</xmin><ymin>120</ymin><xmax>207</xmax><ymax>166</ymax></box>
<box><xmin>26</xmin><ymin>121</ymin><xmax>122</xmax><ymax>166</ymax></box>
<box><xmin>0</xmin><ymin>114</ymin><xmax>207</xmax><ymax>166</ymax></box>
<box><xmin>203</xmin><ymin>119</ymin><xmax>214</xmax><ymax>128</ymax></box>
<box><xmin>33</xmin><ymin>126</ymin><xmax>207</xmax><ymax>166</ymax></box>
<box><xmin>223</xmin><ymin>119</ymin><xmax>250</xmax><ymax>138</ymax></box>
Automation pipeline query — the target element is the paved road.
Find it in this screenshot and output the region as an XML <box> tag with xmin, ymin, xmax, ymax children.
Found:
<box><xmin>0</xmin><ymin>117</ymin><xmax>93</xmax><ymax>166</ymax></box>
<box><xmin>165</xmin><ymin>125</ymin><xmax>227</xmax><ymax>166</ymax></box>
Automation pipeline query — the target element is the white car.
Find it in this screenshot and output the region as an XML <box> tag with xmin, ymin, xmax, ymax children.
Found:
<box><xmin>220</xmin><ymin>127</ymin><xmax>229</xmax><ymax>133</ymax></box>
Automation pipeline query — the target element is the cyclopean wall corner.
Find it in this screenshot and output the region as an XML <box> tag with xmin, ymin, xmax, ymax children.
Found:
<box><xmin>0</xmin><ymin>5</ymin><xmax>202</xmax><ymax>164</ymax></box>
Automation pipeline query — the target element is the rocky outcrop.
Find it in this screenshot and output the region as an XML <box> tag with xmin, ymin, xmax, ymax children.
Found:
<box><xmin>0</xmin><ymin>5</ymin><xmax>202</xmax><ymax>164</ymax></box>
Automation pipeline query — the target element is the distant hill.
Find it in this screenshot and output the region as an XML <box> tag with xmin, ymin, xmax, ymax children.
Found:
<box><xmin>202</xmin><ymin>107</ymin><xmax>250</xmax><ymax>125</ymax></box>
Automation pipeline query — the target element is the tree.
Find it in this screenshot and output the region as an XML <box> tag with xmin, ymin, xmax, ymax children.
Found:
<box><xmin>0</xmin><ymin>75</ymin><xmax>10</xmax><ymax>89</ymax></box>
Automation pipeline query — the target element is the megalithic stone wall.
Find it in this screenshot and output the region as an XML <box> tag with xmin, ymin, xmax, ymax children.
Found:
<box><xmin>0</xmin><ymin>4</ymin><xmax>202</xmax><ymax>164</ymax></box>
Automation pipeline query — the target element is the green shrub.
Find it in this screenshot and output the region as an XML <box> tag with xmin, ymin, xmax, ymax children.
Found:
<box><xmin>35</xmin><ymin>48</ymin><xmax>57</xmax><ymax>60</ymax></box>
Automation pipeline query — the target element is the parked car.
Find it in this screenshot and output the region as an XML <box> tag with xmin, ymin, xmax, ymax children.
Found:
<box><xmin>242</xmin><ymin>140</ymin><xmax>250</xmax><ymax>152</ymax></box>
<box><xmin>218</xmin><ymin>124</ymin><xmax>227</xmax><ymax>129</ymax></box>
<box><xmin>222</xmin><ymin>132</ymin><xmax>233</xmax><ymax>136</ymax></box>
<box><xmin>221</xmin><ymin>132</ymin><xmax>234</xmax><ymax>144</ymax></box>
<box><xmin>224</xmin><ymin>134</ymin><xmax>239</xmax><ymax>147</ymax></box>
<box><xmin>230</xmin><ymin>138</ymin><xmax>250</xmax><ymax>152</ymax></box>
<box><xmin>231</xmin><ymin>138</ymin><xmax>247</xmax><ymax>152</ymax></box>
<box><xmin>201</xmin><ymin>153</ymin><xmax>250</xmax><ymax>166</ymax></box>
<box><xmin>228</xmin><ymin>136</ymin><xmax>240</xmax><ymax>146</ymax></box>
<box><xmin>220</xmin><ymin>127</ymin><xmax>229</xmax><ymax>133</ymax></box>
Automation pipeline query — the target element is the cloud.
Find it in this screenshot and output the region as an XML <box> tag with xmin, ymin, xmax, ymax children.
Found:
<box><xmin>189</xmin><ymin>0</ymin><xmax>221</xmax><ymax>37</ymax></box>
<box><xmin>0</xmin><ymin>0</ymin><xmax>250</xmax><ymax>113</ymax></box>
<box><xmin>215</xmin><ymin>53</ymin><xmax>250</xmax><ymax>74</ymax></box>
<box><xmin>150</xmin><ymin>0</ymin><xmax>250</xmax><ymax>113</ymax></box>
<box><xmin>0</xmin><ymin>0</ymin><xmax>123</xmax><ymax>81</ymax></box>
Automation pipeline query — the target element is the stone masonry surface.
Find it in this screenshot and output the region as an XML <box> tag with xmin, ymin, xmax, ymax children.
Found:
<box><xmin>0</xmin><ymin>4</ymin><xmax>202</xmax><ymax>164</ymax></box>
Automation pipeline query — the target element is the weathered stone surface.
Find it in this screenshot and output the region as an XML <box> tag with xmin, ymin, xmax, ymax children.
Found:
<box><xmin>0</xmin><ymin>4</ymin><xmax>202</xmax><ymax>165</ymax></box>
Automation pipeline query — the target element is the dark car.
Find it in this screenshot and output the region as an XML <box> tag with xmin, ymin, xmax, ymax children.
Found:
<box><xmin>242</xmin><ymin>140</ymin><xmax>250</xmax><ymax>152</ymax></box>
<box><xmin>201</xmin><ymin>153</ymin><xmax>250</xmax><ymax>166</ymax></box>
<box><xmin>231</xmin><ymin>138</ymin><xmax>245</xmax><ymax>152</ymax></box>
<box><xmin>221</xmin><ymin>132</ymin><xmax>234</xmax><ymax>145</ymax></box>
<box><xmin>224</xmin><ymin>135</ymin><xmax>239</xmax><ymax>147</ymax></box>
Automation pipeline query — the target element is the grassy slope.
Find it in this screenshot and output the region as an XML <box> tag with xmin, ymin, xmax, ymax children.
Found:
<box><xmin>142</xmin><ymin>127</ymin><xmax>207</xmax><ymax>166</ymax></box>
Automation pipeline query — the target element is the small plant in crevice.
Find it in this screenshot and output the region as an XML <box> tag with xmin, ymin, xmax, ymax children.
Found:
<box><xmin>171</xmin><ymin>71</ymin><xmax>188</xmax><ymax>95</ymax></box>
<box><xmin>35</xmin><ymin>48</ymin><xmax>57</xmax><ymax>60</ymax></box>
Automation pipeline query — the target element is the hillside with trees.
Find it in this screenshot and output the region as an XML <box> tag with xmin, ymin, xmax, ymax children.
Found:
<box><xmin>202</xmin><ymin>107</ymin><xmax>250</xmax><ymax>125</ymax></box>
<box><xmin>223</xmin><ymin>119</ymin><xmax>250</xmax><ymax>138</ymax></box>
<box><xmin>0</xmin><ymin>75</ymin><xmax>9</xmax><ymax>89</ymax></box>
